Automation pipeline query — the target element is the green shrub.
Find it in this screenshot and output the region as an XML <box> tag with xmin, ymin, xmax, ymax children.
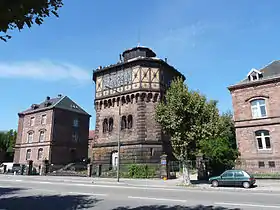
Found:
<box><xmin>127</xmin><ymin>164</ymin><xmax>156</xmax><ymax>178</ymax></box>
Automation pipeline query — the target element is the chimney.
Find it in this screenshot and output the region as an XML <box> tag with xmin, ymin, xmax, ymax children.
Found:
<box><xmin>46</xmin><ymin>96</ymin><xmax>50</xmax><ymax>101</ymax></box>
<box><xmin>164</xmin><ymin>58</ymin><xmax>168</xmax><ymax>63</ymax></box>
<box><xmin>58</xmin><ymin>94</ymin><xmax>62</xmax><ymax>98</ymax></box>
<box><xmin>119</xmin><ymin>54</ymin><xmax>122</xmax><ymax>62</ymax></box>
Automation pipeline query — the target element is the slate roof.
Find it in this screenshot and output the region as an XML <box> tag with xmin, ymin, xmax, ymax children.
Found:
<box><xmin>19</xmin><ymin>95</ymin><xmax>90</xmax><ymax>116</ymax></box>
<box><xmin>236</xmin><ymin>60</ymin><xmax>280</xmax><ymax>85</ymax></box>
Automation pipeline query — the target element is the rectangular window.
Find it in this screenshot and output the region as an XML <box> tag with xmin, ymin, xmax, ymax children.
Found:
<box><xmin>258</xmin><ymin>161</ymin><xmax>265</xmax><ymax>168</ymax></box>
<box><xmin>27</xmin><ymin>133</ymin><xmax>33</xmax><ymax>143</ymax></box>
<box><xmin>73</xmin><ymin>119</ymin><xmax>79</xmax><ymax>127</ymax></box>
<box><xmin>41</xmin><ymin>115</ymin><xmax>47</xmax><ymax>125</ymax></box>
<box><xmin>265</xmin><ymin>137</ymin><xmax>271</xmax><ymax>149</ymax></box>
<box><xmin>269</xmin><ymin>161</ymin><xmax>275</xmax><ymax>168</ymax></box>
<box><xmin>39</xmin><ymin>131</ymin><xmax>45</xmax><ymax>142</ymax></box>
<box><xmin>72</xmin><ymin>130</ymin><xmax>79</xmax><ymax>142</ymax></box>
<box><xmin>30</xmin><ymin>117</ymin><xmax>35</xmax><ymax>126</ymax></box>
<box><xmin>257</xmin><ymin>138</ymin><xmax>263</xmax><ymax>149</ymax></box>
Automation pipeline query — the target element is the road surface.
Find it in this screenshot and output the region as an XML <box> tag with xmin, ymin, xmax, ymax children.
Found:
<box><xmin>0</xmin><ymin>175</ymin><xmax>279</xmax><ymax>210</ymax></box>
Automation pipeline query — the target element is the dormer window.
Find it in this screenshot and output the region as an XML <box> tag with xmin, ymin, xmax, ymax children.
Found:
<box><xmin>247</xmin><ymin>68</ymin><xmax>263</xmax><ymax>81</ymax></box>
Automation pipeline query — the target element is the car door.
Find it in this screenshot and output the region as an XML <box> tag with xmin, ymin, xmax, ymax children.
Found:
<box><xmin>220</xmin><ymin>171</ymin><xmax>235</xmax><ymax>186</ymax></box>
<box><xmin>234</xmin><ymin>170</ymin><xmax>244</xmax><ymax>186</ymax></box>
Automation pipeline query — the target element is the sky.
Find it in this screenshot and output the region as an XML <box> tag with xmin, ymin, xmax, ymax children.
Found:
<box><xmin>1</xmin><ymin>0</ymin><xmax>280</xmax><ymax>131</ymax></box>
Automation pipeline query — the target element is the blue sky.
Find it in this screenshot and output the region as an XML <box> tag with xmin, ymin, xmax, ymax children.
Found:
<box><xmin>1</xmin><ymin>0</ymin><xmax>280</xmax><ymax>131</ymax></box>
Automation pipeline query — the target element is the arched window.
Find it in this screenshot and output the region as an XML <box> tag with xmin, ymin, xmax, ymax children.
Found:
<box><xmin>103</xmin><ymin>119</ymin><xmax>108</xmax><ymax>133</ymax></box>
<box><xmin>251</xmin><ymin>99</ymin><xmax>267</xmax><ymax>118</ymax></box>
<box><xmin>109</xmin><ymin>118</ymin><xmax>114</xmax><ymax>132</ymax></box>
<box><xmin>111</xmin><ymin>151</ymin><xmax>118</xmax><ymax>170</ymax></box>
<box><xmin>39</xmin><ymin>130</ymin><xmax>45</xmax><ymax>142</ymax></box>
<box><xmin>121</xmin><ymin>116</ymin><xmax>127</xmax><ymax>130</ymax></box>
<box><xmin>37</xmin><ymin>148</ymin><xmax>43</xmax><ymax>160</ymax></box>
<box><xmin>27</xmin><ymin>131</ymin><xmax>34</xmax><ymax>143</ymax></box>
<box><xmin>26</xmin><ymin>149</ymin><xmax>31</xmax><ymax>160</ymax></box>
<box><xmin>255</xmin><ymin>130</ymin><xmax>271</xmax><ymax>150</ymax></box>
<box><xmin>127</xmin><ymin>115</ymin><xmax>133</xmax><ymax>129</ymax></box>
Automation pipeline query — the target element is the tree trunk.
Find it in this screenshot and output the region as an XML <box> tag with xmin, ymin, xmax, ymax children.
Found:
<box><xmin>182</xmin><ymin>161</ymin><xmax>191</xmax><ymax>185</ymax></box>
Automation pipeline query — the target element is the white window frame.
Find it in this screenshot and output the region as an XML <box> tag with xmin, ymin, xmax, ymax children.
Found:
<box><xmin>30</xmin><ymin>117</ymin><xmax>35</xmax><ymax>126</ymax></box>
<box><xmin>112</xmin><ymin>152</ymin><xmax>118</xmax><ymax>169</ymax></box>
<box><xmin>39</xmin><ymin>130</ymin><xmax>45</xmax><ymax>142</ymax></box>
<box><xmin>256</xmin><ymin>130</ymin><xmax>271</xmax><ymax>150</ymax></box>
<box><xmin>251</xmin><ymin>99</ymin><xmax>267</xmax><ymax>118</ymax></box>
<box><xmin>27</xmin><ymin>132</ymin><xmax>34</xmax><ymax>143</ymax></box>
<box><xmin>41</xmin><ymin>115</ymin><xmax>47</xmax><ymax>125</ymax></box>
<box><xmin>26</xmin><ymin>149</ymin><xmax>31</xmax><ymax>160</ymax></box>
<box><xmin>37</xmin><ymin>148</ymin><xmax>43</xmax><ymax>160</ymax></box>
<box><xmin>73</xmin><ymin>119</ymin><xmax>79</xmax><ymax>127</ymax></box>
<box><xmin>72</xmin><ymin>131</ymin><xmax>79</xmax><ymax>142</ymax></box>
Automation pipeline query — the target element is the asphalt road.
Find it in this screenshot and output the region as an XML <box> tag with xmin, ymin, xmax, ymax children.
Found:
<box><xmin>0</xmin><ymin>175</ymin><xmax>279</xmax><ymax>210</ymax></box>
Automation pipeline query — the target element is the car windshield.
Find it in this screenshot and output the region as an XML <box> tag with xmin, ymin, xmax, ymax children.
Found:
<box><xmin>243</xmin><ymin>171</ymin><xmax>252</xmax><ymax>178</ymax></box>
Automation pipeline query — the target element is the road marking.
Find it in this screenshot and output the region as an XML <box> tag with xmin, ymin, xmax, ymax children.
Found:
<box><xmin>128</xmin><ymin>196</ymin><xmax>187</xmax><ymax>203</ymax></box>
<box><xmin>38</xmin><ymin>181</ymin><xmax>51</xmax><ymax>184</ymax></box>
<box><xmin>68</xmin><ymin>192</ymin><xmax>108</xmax><ymax>197</ymax></box>
<box><xmin>31</xmin><ymin>188</ymin><xmax>108</xmax><ymax>197</ymax></box>
<box><xmin>15</xmin><ymin>180</ymin><xmax>22</xmax><ymax>182</ymax></box>
<box><xmin>216</xmin><ymin>202</ymin><xmax>280</xmax><ymax>209</ymax></box>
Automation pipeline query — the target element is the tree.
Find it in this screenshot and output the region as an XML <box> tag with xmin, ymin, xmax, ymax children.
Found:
<box><xmin>0</xmin><ymin>0</ymin><xmax>63</xmax><ymax>41</ymax></box>
<box><xmin>0</xmin><ymin>130</ymin><xmax>17</xmax><ymax>160</ymax></box>
<box><xmin>155</xmin><ymin>77</ymin><xmax>220</xmax><ymax>185</ymax></box>
<box><xmin>199</xmin><ymin>112</ymin><xmax>239</xmax><ymax>175</ymax></box>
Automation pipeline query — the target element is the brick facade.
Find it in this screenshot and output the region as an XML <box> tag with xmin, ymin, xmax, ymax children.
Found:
<box><xmin>14</xmin><ymin>95</ymin><xmax>90</xmax><ymax>171</ymax></box>
<box><xmin>229</xmin><ymin>65</ymin><xmax>280</xmax><ymax>174</ymax></box>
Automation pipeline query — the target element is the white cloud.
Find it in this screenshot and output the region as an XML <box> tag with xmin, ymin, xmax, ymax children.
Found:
<box><xmin>0</xmin><ymin>60</ymin><xmax>91</xmax><ymax>83</ymax></box>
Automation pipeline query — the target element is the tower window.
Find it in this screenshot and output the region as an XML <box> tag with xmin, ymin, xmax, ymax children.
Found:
<box><xmin>127</xmin><ymin>115</ymin><xmax>133</xmax><ymax>129</ymax></box>
<box><xmin>121</xmin><ymin>116</ymin><xmax>127</xmax><ymax>130</ymax></box>
<box><xmin>109</xmin><ymin>118</ymin><xmax>114</xmax><ymax>132</ymax></box>
<box><xmin>103</xmin><ymin>119</ymin><xmax>108</xmax><ymax>133</ymax></box>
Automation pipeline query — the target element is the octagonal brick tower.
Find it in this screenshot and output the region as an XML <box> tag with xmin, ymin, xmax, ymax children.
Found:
<box><xmin>92</xmin><ymin>46</ymin><xmax>185</xmax><ymax>174</ymax></box>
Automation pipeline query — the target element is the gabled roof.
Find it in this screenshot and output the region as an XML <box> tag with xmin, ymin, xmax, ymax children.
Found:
<box><xmin>19</xmin><ymin>95</ymin><xmax>90</xmax><ymax>116</ymax></box>
<box><xmin>230</xmin><ymin>60</ymin><xmax>280</xmax><ymax>88</ymax></box>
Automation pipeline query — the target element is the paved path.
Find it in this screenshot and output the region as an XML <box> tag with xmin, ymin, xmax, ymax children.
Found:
<box><xmin>0</xmin><ymin>175</ymin><xmax>280</xmax><ymax>209</ymax></box>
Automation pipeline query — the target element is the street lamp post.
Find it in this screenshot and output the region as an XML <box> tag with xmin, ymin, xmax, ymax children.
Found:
<box><xmin>106</xmin><ymin>85</ymin><xmax>121</xmax><ymax>182</ymax></box>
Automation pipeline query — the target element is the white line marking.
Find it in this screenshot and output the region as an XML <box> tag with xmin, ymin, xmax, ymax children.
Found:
<box><xmin>68</xmin><ymin>192</ymin><xmax>108</xmax><ymax>197</ymax></box>
<box><xmin>31</xmin><ymin>188</ymin><xmax>108</xmax><ymax>197</ymax></box>
<box><xmin>38</xmin><ymin>181</ymin><xmax>51</xmax><ymax>184</ymax></box>
<box><xmin>128</xmin><ymin>196</ymin><xmax>187</xmax><ymax>203</ymax></box>
<box><xmin>15</xmin><ymin>180</ymin><xmax>22</xmax><ymax>182</ymax></box>
<box><xmin>216</xmin><ymin>202</ymin><xmax>280</xmax><ymax>209</ymax></box>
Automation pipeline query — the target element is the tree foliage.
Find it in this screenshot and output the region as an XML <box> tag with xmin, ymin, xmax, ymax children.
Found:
<box><xmin>0</xmin><ymin>130</ymin><xmax>17</xmax><ymax>159</ymax></box>
<box><xmin>0</xmin><ymin>0</ymin><xmax>63</xmax><ymax>41</ymax></box>
<box><xmin>155</xmin><ymin>77</ymin><xmax>221</xmax><ymax>184</ymax></box>
<box><xmin>199</xmin><ymin>112</ymin><xmax>239</xmax><ymax>175</ymax></box>
<box><xmin>155</xmin><ymin>77</ymin><xmax>239</xmax><ymax>182</ymax></box>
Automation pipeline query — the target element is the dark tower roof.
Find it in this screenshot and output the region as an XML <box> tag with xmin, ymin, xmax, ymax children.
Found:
<box><xmin>122</xmin><ymin>46</ymin><xmax>156</xmax><ymax>62</ymax></box>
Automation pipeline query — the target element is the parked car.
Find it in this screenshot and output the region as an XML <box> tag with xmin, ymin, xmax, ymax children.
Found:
<box><xmin>0</xmin><ymin>162</ymin><xmax>13</xmax><ymax>173</ymax></box>
<box><xmin>11</xmin><ymin>163</ymin><xmax>22</xmax><ymax>174</ymax></box>
<box><xmin>209</xmin><ymin>169</ymin><xmax>256</xmax><ymax>188</ymax></box>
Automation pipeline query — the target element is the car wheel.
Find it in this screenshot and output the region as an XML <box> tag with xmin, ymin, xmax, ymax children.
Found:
<box><xmin>211</xmin><ymin>180</ymin><xmax>219</xmax><ymax>187</ymax></box>
<box><xmin>243</xmin><ymin>181</ymin><xmax>250</xmax><ymax>189</ymax></box>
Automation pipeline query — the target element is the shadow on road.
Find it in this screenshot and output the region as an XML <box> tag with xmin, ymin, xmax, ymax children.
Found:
<box><xmin>0</xmin><ymin>190</ymin><xmax>102</xmax><ymax>210</ymax></box>
<box><xmin>113</xmin><ymin>205</ymin><xmax>240</xmax><ymax>210</ymax></box>
<box><xmin>0</xmin><ymin>187</ymin><xmax>25</xmax><ymax>196</ymax></box>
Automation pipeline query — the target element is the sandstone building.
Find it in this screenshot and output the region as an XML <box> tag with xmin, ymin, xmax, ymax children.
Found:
<box><xmin>14</xmin><ymin>95</ymin><xmax>90</xmax><ymax>170</ymax></box>
<box><xmin>92</xmin><ymin>46</ymin><xmax>185</xmax><ymax>174</ymax></box>
<box><xmin>228</xmin><ymin>61</ymin><xmax>280</xmax><ymax>173</ymax></box>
